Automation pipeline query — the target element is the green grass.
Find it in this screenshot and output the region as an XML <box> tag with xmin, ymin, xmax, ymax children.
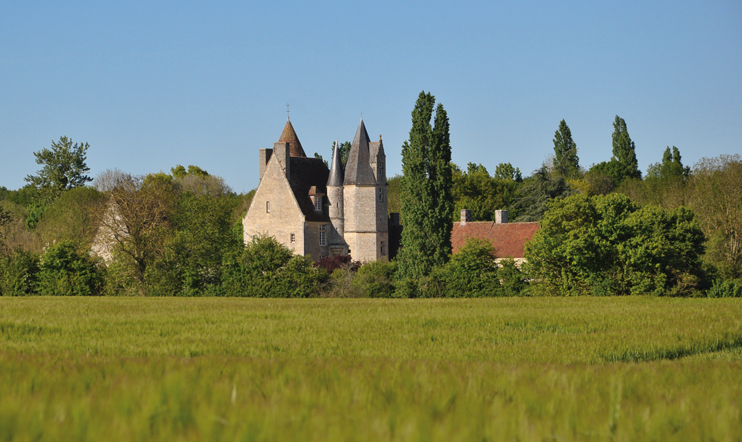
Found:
<box><xmin>1</xmin><ymin>297</ymin><xmax>742</xmax><ymax>441</ymax></box>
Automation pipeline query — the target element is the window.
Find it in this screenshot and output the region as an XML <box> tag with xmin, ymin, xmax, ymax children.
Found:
<box><xmin>266</xmin><ymin>201</ymin><xmax>270</xmax><ymax>213</ymax></box>
<box><xmin>380</xmin><ymin>241</ymin><xmax>386</xmax><ymax>256</ymax></box>
<box><xmin>290</xmin><ymin>233</ymin><xmax>295</xmax><ymax>243</ymax></box>
<box><xmin>378</xmin><ymin>188</ymin><xmax>384</xmax><ymax>202</ymax></box>
<box><xmin>314</xmin><ymin>196</ymin><xmax>322</xmax><ymax>213</ymax></box>
<box><xmin>319</xmin><ymin>225</ymin><xmax>327</xmax><ymax>246</ymax></box>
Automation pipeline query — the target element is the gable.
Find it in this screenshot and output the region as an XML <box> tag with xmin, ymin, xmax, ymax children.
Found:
<box><xmin>245</xmin><ymin>154</ymin><xmax>305</xmax><ymax>225</ymax></box>
<box><xmin>451</xmin><ymin>222</ymin><xmax>541</xmax><ymax>259</ymax></box>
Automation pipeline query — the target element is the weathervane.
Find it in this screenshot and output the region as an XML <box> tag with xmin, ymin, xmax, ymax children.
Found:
<box><xmin>286</xmin><ymin>102</ymin><xmax>290</xmax><ymax>121</ymax></box>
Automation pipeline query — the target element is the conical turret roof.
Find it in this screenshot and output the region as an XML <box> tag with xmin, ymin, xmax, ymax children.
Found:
<box><xmin>327</xmin><ymin>139</ymin><xmax>344</xmax><ymax>187</ymax></box>
<box><xmin>278</xmin><ymin>118</ymin><xmax>307</xmax><ymax>157</ymax></box>
<box><xmin>344</xmin><ymin>118</ymin><xmax>376</xmax><ymax>185</ymax></box>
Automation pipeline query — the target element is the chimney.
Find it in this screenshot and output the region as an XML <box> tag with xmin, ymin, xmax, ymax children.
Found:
<box><xmin>259</xmin><ymin>148</ymin><xmax>273</xmax><ymax>181</ymax></box>
<box><xmin>460</xmin><ymin>209</ymin><xmax>472</xmax><ymax>225</ymax></box>
<box><xmin>495</xmin><ymin>210</ymin><xmax>508</xmax><ymax>224</ymax></box>
<box><xmin>273</xmin><ymin>142</ymin><xmax>290</xmax><ymax>177</ymax></box>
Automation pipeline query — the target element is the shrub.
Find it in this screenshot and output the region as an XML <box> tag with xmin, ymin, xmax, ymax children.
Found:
<box><xmin>0</xmin><ymin>250</ymin><xmax>40</xmax><ymax>296</ymax></box>
<box><xmin>37</xmin><ymin>241</ymin><xmax>104</xmax><ymax>296</ymax></box>
<box><xmin>435</xmin><ymin>238</ymin><xmax>500</xmax><ymax>297</ymax></box>
<box><xmin>352</xmin><ymin>260</ymin><xmax>397</xmax><ymax>298</ymax></box>
<box><xmin>525</xmin><ymin>193</ymin><xmax>706</xmax><ymax>296</ymax></box>
<box><xmin>707</xmin><ymin>279</ymin><xmax>742</xmax><ymax>298</ymax></box>
<box><xmin>222</xmin><ymin>235</ymin><xmax>327</xmax><ymax>297</ymax></box>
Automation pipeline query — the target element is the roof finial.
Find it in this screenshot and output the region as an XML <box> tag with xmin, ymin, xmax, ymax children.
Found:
<box><xmin>286</xmin><ymin>102</ymin><xmax>290</xmax><ymax>121</ymax></box>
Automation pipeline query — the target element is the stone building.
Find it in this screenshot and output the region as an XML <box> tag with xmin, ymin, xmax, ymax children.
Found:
<box><xmin>242</xmin><ymin>117</ymin><xmax>390</xmax><ymax>263</ymax></box>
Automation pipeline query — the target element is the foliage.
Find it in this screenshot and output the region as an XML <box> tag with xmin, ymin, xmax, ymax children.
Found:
<box><xmin>525</xmin><ymin>193</ymin><xmax>706</xmax><ymax>296</ymax></box>
<box><xmin>25</xmin><ymin>136</ymin><xmax>93</xmax><ymax>196</ymax></box>
<box><xmin>148</xmin><ymin>192</ymin><xmax>242</xmax><ymax>296</ymax></box>
<box><xmin>386</xmin><ymin>175</ymin><xmax>402</xmax><ymax>216</ymax></box>
<box><xmin>0</xmin><ymin>250</ymin><xmax>39</xmax><ymax>296</ymax></box>
<box><xmin>222</xmin><ymin>235</ymin><xmax>327</xmax><ymax>297</ymax></box>
<box><xmin>610</xmin><ymin>115</ymin><xmax>641</xmax><ymax>182</ymax></box>
<box><xmin>37</xmin><ymin>241</ymin><xmax>104</xmax><ymax>296</ymax></box>
<box><xmin>35</xmin><ymin>186</ymin><xmax>106</xmax><ymax>246</ymax></box>
<box><xmin>494</xmin><ymin>162</ymin><xmax>522</xmax><ymax>182</ymax></box>
<box><xmin>315</xmin><ymin>255</ymin><xmax>360</xmax><ymax>274</ymax></box>
<box><xmin>171</xmin><ymin>164</ymin><xmax>209</xmax><ymax>179</ymax></box>
<box><xmin>552</xmin><ymin>119</ymin><xmax>580</xmax><ymax>179</ymax></box>
<box><xmin>94</xmin><ymin>171</ymin><xmax>177</xmax><ymax>287</ymax></box>
<box><xmin>512</xmin><ymin>166</ymin><xmax>575</xmax><ymax>221</ymax></box>
<box><xmin>352</xmin><ymin>260</ymin><xmax>397</xmax><ymax>298</ymax></box>
<box><xmin>397</xmin><ymin>91</ymin><xmax>454</xmax><ymax>281</ymax></box>
<box><xmin>707</xmin><ymin>279</ymin><xmax>742</xmax><ymax>298</ymax></box>
<box><xmin>433</xmin><ymin>238</ymin><xmax>500</xmax><ymax>297</ymax></box>
<box><xmin>646</xmin><ymin>146</ymin><xmax>689</xmax><ymax>180</ymax></box>
<box><xmin>453</xmin><ymin>164</ymin><xmax>519</xmax><ymax>222</ymax></box>
<box><xmin>688</xmin><ymin>155</ymin><xmax>742</xmax><ymax>279</ymax></box>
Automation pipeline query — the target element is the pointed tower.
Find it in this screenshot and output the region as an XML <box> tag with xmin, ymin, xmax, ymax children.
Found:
<box><xmin>278</xmin><ymin>118</ymin><xmax>307</xmax><ymax>158</ymax></box>
<box><xmin>343</xmin><ymin>119</ymin><xmax>388</xmax><ymax>262</ymax></box>
<box><xmin>326</xmin><ymin>140</ymin><xmax>346</xmax><ymax>255</ymax></box>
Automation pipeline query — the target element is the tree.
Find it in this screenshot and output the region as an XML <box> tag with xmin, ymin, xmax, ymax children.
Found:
<box><xmin>525</xmin><ymin>193</ymin><xmax>706</xmax><ymax>296</ymax></box>
<box><xmin>25</xmin><ymin>136</ymin><xmax>93</xmax><ymax>196</ymax></box>
<box><xmin>552</xmin><ymin>120</ymin><xmax>580</xmax><ymax>179</ymax></box>
<box><xmin>689</xmin><ymin>155</ymin><xmax>742</xmax><ymax>279</ymax></box>
<box><xmin>494</xmin><ymin>163</ymin><xmax>522</xmax><ymax>181</ymax></box>
<box><xmin>512</xmin><ymin>166</ymin><xmax>575</xmax><ymax>221</ymax></box>
<box><xmin>397</xmin><ymin>92</ymin><xmax>454</xmax><ymax>281</ymax></box>
<box><xmin>646</xmin><ymin>146</ymin><xmax>689</xmax><ymax>180</ymax></box>
<box><xmin>37</xmin><ymin>241</ymin><xmax>104</xmax><ymax>296</ymax></box>
<box><xmin>92</xmin><ymin>171</ymin><xmax>177</xmax><ymax>287</ymax></box>
<box><xmin>610</xmin><ymin>115</ymin><xmax>641</xmax><ymax>182</ymax></box>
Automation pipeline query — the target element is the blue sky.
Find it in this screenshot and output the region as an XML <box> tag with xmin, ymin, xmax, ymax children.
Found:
<box><xmin>1</xmin><ymin>0</ymin><xmax>740</xmax><ymax>193</ymax></box>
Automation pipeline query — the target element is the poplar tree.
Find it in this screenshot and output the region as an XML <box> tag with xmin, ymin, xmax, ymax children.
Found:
<box><xmin>611</xmin><ymin>115</ymin><xmax>641</xmax><ymax>182</ymax></box>
<box><xmin>429</xmin><ymin>103</ymin><xmax>453</xmax><ymax>266</ymax></box>
<box><xmin>552</xmin><ymin>120</ymin><xmax>580</xmax><ymax>179</ymax></box>
<box><xmin>397</xmin><ymin>92</ymin><xmax>453</xmax><ymax>281</ymax></box>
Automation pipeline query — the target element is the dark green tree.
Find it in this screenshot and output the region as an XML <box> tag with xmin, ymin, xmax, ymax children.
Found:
<box><xmin>553</xmin><ymin>120</ymin><xmax>580</xmax><ymax>179</ymax></box>
<box><xmin>611</xmin><ymin>115</ymin><xmax>641</xmax><ymax>182</ymax></box>
<box><xmin>25</xmin><ymin>136</ymin><xmax>93</xmax><ymax>196</ymax></box>
<box><xmin>397</xmin><ymin>92</ymin><xmax>454</xmax><ymax>281</ymax></box>
<box><xmin>429</xmin><ymin>103</ymin><xmax>454</xmax><ymax>266</ymax></box>
<box><xmin>647</xmin><ymin>146</ymin><xmax>689</xmax><ymax>180</ymax></box>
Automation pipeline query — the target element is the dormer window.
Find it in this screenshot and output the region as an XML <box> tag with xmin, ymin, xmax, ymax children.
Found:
<box><xmin>314</xmin><ymin>196</ymin><xmax>322</xmax><ymax>213</ymax></box>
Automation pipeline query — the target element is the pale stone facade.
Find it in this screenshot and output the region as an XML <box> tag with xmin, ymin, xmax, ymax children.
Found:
<box><xmin>243</xmin><ymin>118</ymin><xmax>389</xmax><ymax>263</ymax></box>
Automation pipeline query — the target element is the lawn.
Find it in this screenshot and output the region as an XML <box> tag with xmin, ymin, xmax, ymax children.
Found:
<box><xmin>1</xmin><ymin>297</ymin><xmax>741</xmax><ymax>441</ymax></box>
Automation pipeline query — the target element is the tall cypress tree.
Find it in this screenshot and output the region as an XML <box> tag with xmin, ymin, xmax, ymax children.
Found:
<box><xmin>552</xmin><ymin>119</ymin><xmax>580</xmax><ymax>179</ymax></box>
<box><xmin>398</xmin><ymin>92</ymin><xmax>453</xmax><ymax>281</ymax></box>
<box><xmin>611</xmin><ymin>115</ymin><xmax>641</xmax><ymax>182</ymax></box>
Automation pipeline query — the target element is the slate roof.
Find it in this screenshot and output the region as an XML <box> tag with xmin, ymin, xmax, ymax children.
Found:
<box><xmin>288</xmin><ymin>156</ymin><xmax>330</xmax><ymax>222</ymax></box>
<box><xmin>450</xmin><ymin>222</ymin><xmax>541</xmax><ymax>259</ymax></box>
<box><xmin>344</xmin><ymin>119</ymin><xmax>376</xmax><ymax>185</ymax></box>
<box><xmin>278</xmin><ymin>119</ymin><xmax>307</xmax><ymax>158</ymax></box>
<box><xmin>327</xmin><ymin>140</ymin><xmax>344</xmax><ymax>187</ymax></box>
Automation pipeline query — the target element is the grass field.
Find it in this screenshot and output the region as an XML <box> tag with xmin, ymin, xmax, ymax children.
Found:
<box><xmin>1</xmin><ymin>297</ymin><xmax>741</xmax><ymax>441</ymax></box>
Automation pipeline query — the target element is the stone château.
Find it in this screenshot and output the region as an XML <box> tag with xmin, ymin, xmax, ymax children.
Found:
<box><xmin>242</xmin><ymin>117</ymin><xmax>390</xmax><ymax>263</ymax></box>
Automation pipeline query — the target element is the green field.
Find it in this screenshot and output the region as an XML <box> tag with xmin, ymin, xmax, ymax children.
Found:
<box><xmin>1</xmin><ymin>297</ymin><xmax>741</xmax><ymax>441</ymax></box>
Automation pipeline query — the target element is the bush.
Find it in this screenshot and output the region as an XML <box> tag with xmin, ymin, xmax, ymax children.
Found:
<box><xmin>0</xmin><ymin>250</ymin><xmax>40</xmax><ymax>296</ymax></box>
<box><xmin>222</xmin><ymin>235</ymin><xmax>327</xmax><ymax>297</ymax></box>
<box><xmin>707</xmin><ymin>279</ymin><xmax>742</xmax><ymax>298</ymax></box>
<box><xmin>353</xmin><ymin>260</ymin><xmax>397</xmax><ymax>298</ymax></box>
<box><xmin>525</xmin><ymin>193</ymin><xmax>706</xmax><ymax>296</ymax></box>
<box><xmin>37</xmin><ymin>241</ymin><xmax>104</xmax><ymax>296</ymax></box>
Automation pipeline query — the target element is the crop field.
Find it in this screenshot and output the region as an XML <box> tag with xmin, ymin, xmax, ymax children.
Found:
<box><xmin>1</xmin><ymin>297</ymin><xmax>742</xmax><ymax>441</ymax></box>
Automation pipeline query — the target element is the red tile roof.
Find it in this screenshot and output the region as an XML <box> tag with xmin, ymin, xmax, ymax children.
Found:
<box><xmin>451</xmin><ymin>222</ymin><xmax>541</xmax><ymax>258</ymax></box>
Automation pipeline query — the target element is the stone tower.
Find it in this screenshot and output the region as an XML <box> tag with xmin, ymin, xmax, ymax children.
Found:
<box><xmin>326</xmin><ymin>140</ymin><xmax>347</xmax><ymax>256</ymax></box>
<box><xmin>342</xmin><ymin>119</ymin><xmax>389</xmax><ymax>262</ymax></box>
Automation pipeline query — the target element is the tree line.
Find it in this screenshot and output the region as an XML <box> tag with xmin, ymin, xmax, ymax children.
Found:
<box><xmin>1</xmin><ymin>97</ymin><xmax>741</xmax><ymax>297</ymax></box>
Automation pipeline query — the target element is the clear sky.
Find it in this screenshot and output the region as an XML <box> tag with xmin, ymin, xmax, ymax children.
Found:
<box><xmin>2</xmin><ymin>0</ymin><xmax>740</xmax><ymax>193</ymax></box>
